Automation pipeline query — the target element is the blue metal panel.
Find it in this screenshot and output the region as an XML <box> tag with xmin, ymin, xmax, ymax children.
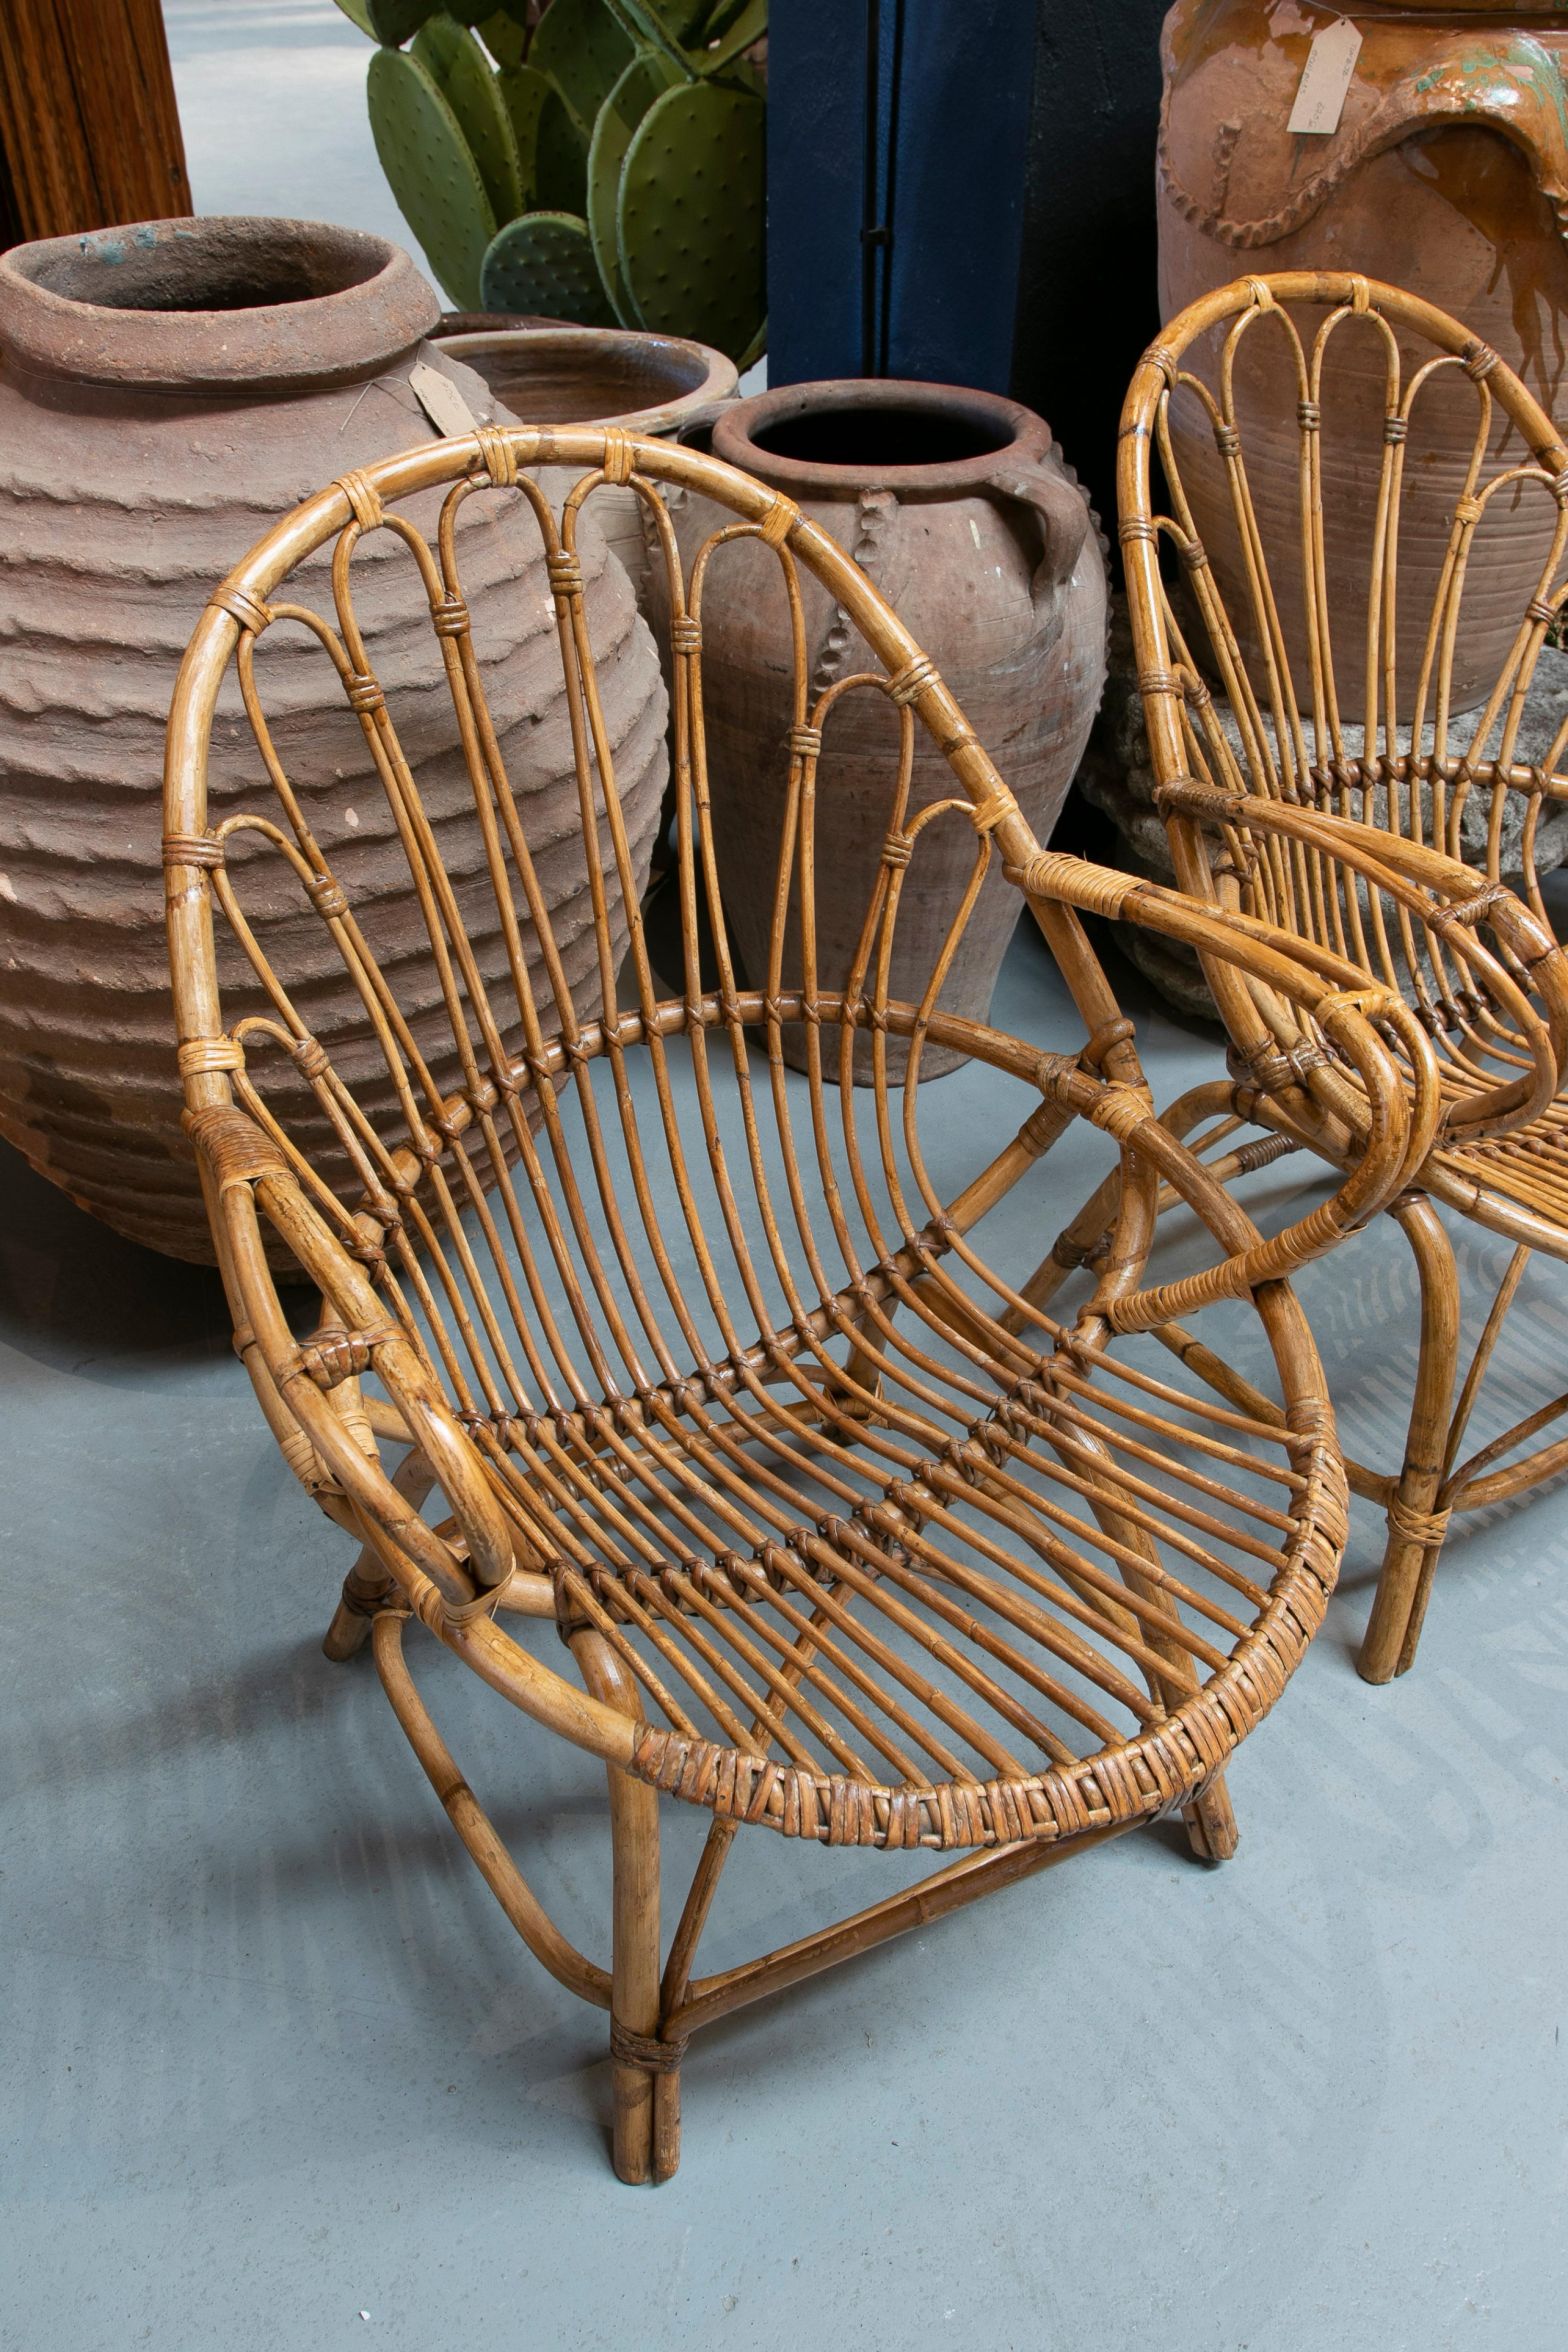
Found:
<box><xmin>766</xmin><ymin>0</ymin><xmax>866</xmax><ymax>386</ymax></box>
<box><xmin>768</xmin><ymin>0</ymin><xmax>1037</xmax><ymax>393</ymax></box>
<box><xmin>881</xmin><ymin>0</ymin><xmax>1035</xmax><ymax>393</ymax></box>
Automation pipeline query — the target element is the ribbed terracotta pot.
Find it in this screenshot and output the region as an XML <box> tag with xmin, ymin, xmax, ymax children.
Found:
<box><xmin>658</xmin><ymin>380</ymin><xmax>1106</xmax><ymax>1078</ymax></box>
<box><xmin>431</xmin><ymin>325</ymin><xmax>737</xmax><ymax>617</ymax></box>
<box><xmin>1159</xmin><ymin>0</ymin><xmax>1568</xmax><ymax>711</ymax></box>
<box><xmin>0</xmin><ymin>216</ymin><xmax>666</xmax><ymax>1263</ymax></box>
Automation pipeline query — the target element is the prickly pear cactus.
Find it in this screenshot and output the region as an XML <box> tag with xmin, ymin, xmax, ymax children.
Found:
<box><xmin>589</xmin><ymin>50</ymin><xmax>681</xmax><ymax>327</ymax></box>
<box><xmin>367</xmin><ymin>44</ymin><xmax>497</xmax><ymax>309</ymax></box>
<box><xmin>412</xmin><ymin>14</ymin><xmax>523</xmax><ymax>221</ymax></box>
<box><xmin>618</xmin><ymin>79</ymin><xmax>764</xmax><ymax>362</ymax></box>
<box><xmin>366</xmin><ymin>0</ymin><xmax>437</xmax><ymax>41</ymax></box>
<box><xmin>474</xmin><ymin>5</ymin><xmax>527</xmax><ymax>69</ymax></box>
<box><xmin>481</xmin><ymin>210</ymin><xmax>617</xmax><ymax>325</ymax></box>
<box><xmin>529</xmin><ymin>0</ymin><xmax>635</xmax><ymax>139</ymax></box>
<box><xmin>347</xmin><ymin>0</ymin><xmax>768</xmax><ymax>353</ymax></box>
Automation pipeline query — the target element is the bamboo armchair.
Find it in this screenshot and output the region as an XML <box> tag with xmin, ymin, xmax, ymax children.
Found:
<box><xmin>164</xmin><ymin>424</ymin><xmax>1405</xmax><ymax>2182</ymax></box>
<box><xmin>1120</xmin><ymin>270</ymin><xmax>1568</xmax><ymax>1682</ymax></box>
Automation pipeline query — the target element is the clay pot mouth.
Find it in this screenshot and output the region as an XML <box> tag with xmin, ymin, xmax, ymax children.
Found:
<box><xmin>0</xmin><ymin>216</ymin><xmax>441</xmax><ymax>394</ymax></box>
<box><xmin>714</xmin><ymin>378</ymin><xmax>1051</xmax><ymax>499</ymax></box>
<box><xmin>433</xmin><ymin>325</ymin><xmax>737</xmax><ymax>433</ymax></box>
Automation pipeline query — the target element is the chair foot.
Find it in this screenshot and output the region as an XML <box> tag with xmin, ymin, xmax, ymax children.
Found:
<box><xmin>652</xmin><ymin>2070</ymin><xmax>681</xmax><ymax>2183</ymax></box>
<box><xmin>1357</xmin><ymin>1506</ymin><xmax>1447</xmax><ymax>1684</ymax></box>
<box><xmin>1182</xmin><ymin>1774</ymin><xmax>1238</xmax><ymax>1862</ymax></box>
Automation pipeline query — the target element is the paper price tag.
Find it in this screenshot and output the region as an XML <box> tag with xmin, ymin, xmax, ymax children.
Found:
<box><xmin>1287</xmin><ymin>18</ymin><xmax>1362</xmax><ymax>136</ymax></box>
<box><xmin>409</xmin><ymin>360</ymin><xmax>479</xmax><ymax>439</ymax></box>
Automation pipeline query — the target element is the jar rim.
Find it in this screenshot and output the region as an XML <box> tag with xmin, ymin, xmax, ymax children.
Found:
<box><xmin>0</xmin><ymin>217</ymin><xmax>440</xmax><ymax>394</ymax></box>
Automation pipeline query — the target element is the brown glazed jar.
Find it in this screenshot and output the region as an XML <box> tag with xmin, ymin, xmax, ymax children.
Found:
<box><xmin>0</xmin><ymin>217</ymin><xmax>665</xmax><ymax>1262</ymax></box>
<box><xmin>1159</xmin><ymin>1</ymin><xmax>1568</xmax><ymax>710</ymax></box>
<box><xmin>663</xmin><ymin>380</ymin><xmax>1106</xmax><ymax>1078</ymax></box>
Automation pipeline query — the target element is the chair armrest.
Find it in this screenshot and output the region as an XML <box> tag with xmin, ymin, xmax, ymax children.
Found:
<box><xmin>186</xmin><ymin>1101</ymin><xmax>520</xmax><ymax>1611</ymax></box>
<box><xmin>1155</xmin><ymin>780</ymin><xmax>1566</xmax><ymax>1145</ymax></box>
<box><xmin>1008</xmin><ymin>847</ymin><xmax>1441</xmax><ymax>1286</ymax></box>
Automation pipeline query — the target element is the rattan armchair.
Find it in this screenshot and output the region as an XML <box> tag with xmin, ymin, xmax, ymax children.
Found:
<box><xmin>1120</xmin><ymin>270</ymin><xmax>1568</xmax><ymax>1683</ymax></box>
<box><xmin>164</xmin><ymin>424</ymin><xmax>1406</xmax><ymax>2181</ymax></box>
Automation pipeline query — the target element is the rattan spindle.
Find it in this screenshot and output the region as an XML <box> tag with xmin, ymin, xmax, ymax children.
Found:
<box><xmin>165</xmin><ymin>425</ymin><xmax>1396</xmax><ymax>2178</ymax></box>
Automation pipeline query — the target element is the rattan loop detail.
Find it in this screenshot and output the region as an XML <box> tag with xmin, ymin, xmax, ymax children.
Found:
<box><xmin>209</xmin><ymin>582</ymin><xmax>271</xmax><ymax>634</ymax></box>
<box><xmin>547</xmin><ymin>552</ymin><xmax>585</xmax><ymax>599</ymax></box>
<box><xmin>177</xmin><ymin>1035</ymin><xmax>244</xmax><ymax>1076</ymax></box>
<box><xmin>336</xmin><ymin>469</ymin><xmax>384</xmax><ymax>533</ymax></box>
<box><xmin>884</xmin><ymin>654</ymin><xmax>938</xmax><ymax>706</ymax></box>
<box><xmin>609</xmin><ymin>2020</ymin><xmax>688</xmax><ymax>2073</ymax></box>
<box><xmin>472</xmin><ymin>424</ymin><xmax>517</xmax><ymax>488</ymax></box>
<box><xmin>759</xmin><ymin>493</ymin><xmax>798</xmax><ymax>548</ymax></box>
<box><xmin>1386</xmin><ymin>1494</ymin><xmax>1452</xmax><ymax>1549</ymax></box>
<box><xmin>163</xmin><ymin>834</ymin><xmax>225</xmax><ymax>870</ymax></box>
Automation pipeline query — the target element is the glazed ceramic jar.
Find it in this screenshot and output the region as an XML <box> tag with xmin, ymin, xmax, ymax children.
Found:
<box><xmin>656</xmin><ymin>379</ymin><xmax>1108</xmax><ymax>1077</ymax></box>
<box><xmin>1159</xmin><ymin>1</ymin><xmax>1568</xmax><ymax>709</ymax></box>
<box><xmin>0</xmin><ymin>217</ymin><xmax>666</xmax><ymax>1262</ymax></box>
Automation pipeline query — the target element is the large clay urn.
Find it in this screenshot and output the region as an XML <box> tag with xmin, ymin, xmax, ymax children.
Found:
<box><xmin>0</xmin><ymin>217</ymin><xmax>666</xmax><ymax>1264</ymax></box>
<box><xmin>1159</xmin><ymin>1</ymin><xmax>1568</xmax><ymax>711</ymax></box>
<box><xmin>661</xmin><ymin>381</ymin><xmax>1107</xmax><ymax>1077</ymax></box>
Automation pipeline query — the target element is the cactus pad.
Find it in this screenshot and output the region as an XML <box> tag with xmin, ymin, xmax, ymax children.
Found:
<box><xmin>411</xmin><ymin>15</ymin><xmax>522</xmax><ymax>222</ymax></box>
<box><xmin>367</xmin><ymin>44</ymin><xmax>496</xmax><ymax>310</ymax></box>
<box><xmin>589</xmin><ymin>50</ymin><xmax>681</xmax><ymax>328</ymax></box>
<box><xmin>366</xmin><ymin>0</ymin><xmax>438</xmax><ymax>40</ymax></box>
<box><xmin>499</xmin><ymin>63</ymin><xmax>587</xmax><ymax>214</ymax></box>
<box><xmin>481</xmin><ymin>211</ymin><xmax>617</xmax><ymax>327</ymax></box>
<box><xmin>474</xmin><ymin>6</ymin><xmax>526</xmax><ymax>71</ymax></box>
<box><xmin>528</xmin><ymin>0</ymin><xmax>635</xmax><ymax>137</ymax></box>
<box><xmin>617</xmin><ymin>79</ymin><xmax>764</xmax><ymax>361</ymax></box>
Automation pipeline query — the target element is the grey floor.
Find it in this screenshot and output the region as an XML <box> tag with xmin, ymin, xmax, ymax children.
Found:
<box><xmin>3</xmin><ymin>6</ymin><xmax>1565</xmax><ymax>2346</ymax></box>
<box><xmin>4</xmin><ymin>915</ymin><xmax>1566</xmax><ymax>2351</ymax></box>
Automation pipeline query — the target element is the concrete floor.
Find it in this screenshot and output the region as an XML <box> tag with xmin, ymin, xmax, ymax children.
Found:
<box><xmin>1</xmin><ymin>6</ymin><xmax>1563</xmax><ymax>2345</ymax></box>
<box><xmin>3</xmin><ymin>913</ymin><xmax>1565</xmax><ymax>2351</ymax></box>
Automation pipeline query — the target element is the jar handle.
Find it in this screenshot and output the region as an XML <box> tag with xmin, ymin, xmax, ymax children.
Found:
<box><xmin>984</xmin><ymin>459</ymin><xmax>1091</xmax><ymax>602</ymax></box>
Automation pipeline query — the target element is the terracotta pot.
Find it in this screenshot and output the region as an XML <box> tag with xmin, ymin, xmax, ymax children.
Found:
<box><xmin>431</xmin><ymin>325</ymin><xmax>737</xmax><ymax>616</ymax></box>
<box><xmin>0</xmin><ymin>216</ymin><xmax>666</xmax><ymax>1264</ymax></box>
<box><xmin>1159</xmin><ymin>1</ymin><xmax>1568</xmax><ymax>711</ymax></box>
<box><xmin>662</xmin><ymin>379</ymin><xmax>1106</xmax><ymax>1078</ymax></box>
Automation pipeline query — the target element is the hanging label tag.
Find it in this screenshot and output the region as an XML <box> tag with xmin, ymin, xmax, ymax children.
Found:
<box><xmin>409</xmin><ymin>361</ymin><xmax>478</xmax><ymax>439</ymax></box>
<box><xmin>1287</xmin><ymin>19</ymin><xmax>1362</xmax><ymax>136</ymax></box>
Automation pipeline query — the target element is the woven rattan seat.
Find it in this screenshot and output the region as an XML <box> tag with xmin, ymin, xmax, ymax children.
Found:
<box><xmin>163</xmin><ymin>425</ymin><xmax>1403</xmax><ymax>2181</ymax></box>
<box><xmin>1119</xmin><ymin>271</ymin><xmax>1568</xmax><ymax>1683</ymax></box>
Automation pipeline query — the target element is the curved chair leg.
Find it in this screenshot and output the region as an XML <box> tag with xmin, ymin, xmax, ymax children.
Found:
<box><xmin>1182</xmin><ymin>1780</ymin><xmax>1239</xmax><ymax>1862</ymax></box>
<box><xmin>321</xmin><ymin>1452</ymin><xmax>435</xmax><ymax>1660</ymax></box>
<box><xmin>1358</xmin><ymin>1196</ymin><xmax>1460</xmax><ymax>1685</ymax></box>
<box><xmin>571</xmin><ymin>1628</ymin><xmax>667</xmax><ymax>2184</ymax></box>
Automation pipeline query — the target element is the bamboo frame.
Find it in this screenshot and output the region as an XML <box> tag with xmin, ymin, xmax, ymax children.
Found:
<box><xmin>164</xmin><ymin>424</ymin><xmax>1391</xmax><ymax>2178</ymax></box>
<box><xmin>1120</xmin><ymin>268</ymin><xmax>1568</xmax><ymax>1682</ymax></box>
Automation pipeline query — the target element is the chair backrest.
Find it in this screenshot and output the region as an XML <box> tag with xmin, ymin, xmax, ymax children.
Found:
<box><xmin>1120</xmin><ymin>270</ymin><xmax>1568</xmax><ymax>1144</ymax></box>
<box><xmin>164</xmin><ymin>425</ymin><xmax>1128</xmax><ymax>1489</ymax></box>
